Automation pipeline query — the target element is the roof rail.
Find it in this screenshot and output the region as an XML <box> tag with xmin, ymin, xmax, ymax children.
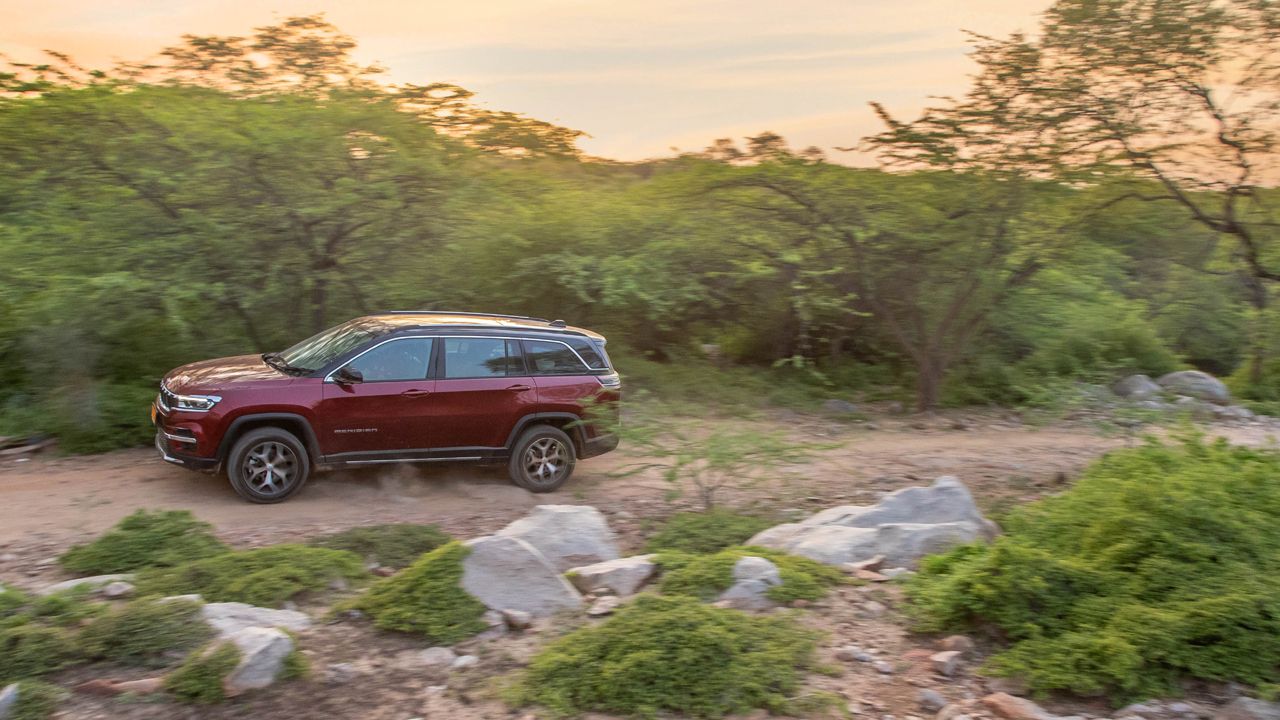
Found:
<box><xmin>378</xmin><ymin>310</ymin><xmax>553</xmax><ymax>323</ymax></box>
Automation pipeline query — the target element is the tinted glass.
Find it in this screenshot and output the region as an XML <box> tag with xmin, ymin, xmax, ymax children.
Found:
<box><xmin>566</xmin><ymin>337</ymin><xmax>608</xmax><ymax>369</ymax></box>
<box><xmin>524</xmin><ymin>340</ymin><xmax>589</xmax><ymax>375</ymax></box>
<box><xmin>347</xmin><ymin>338</ymin><xmax>434</xmax><ymax>382</ymax></box>
<box><xmin>279</xmin><ymin>318</ymin><xmax>393</xmax><ymax>371</ymax></box>
<box><xmin>443</xmin><ymin>338</ymin><xmax>519</xmax><ymax>378</ymax></box>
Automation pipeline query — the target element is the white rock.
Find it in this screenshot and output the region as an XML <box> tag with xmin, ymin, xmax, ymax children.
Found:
<box><xmin>37</xmin><ymin>573</ymin><xmax>133</xmax><ymax>596</ymax></box>
<box><xmin>99</xmin><ymin>581</ymin><xmax>135</xmax><ymax>599</ymax></box>
<box><xmin>716</xmin><ymin>556</ymin><xmax>783</xmax><ymax>611</ymax></box>
<box><xmin>418</xmin><ymin>647</ymin><xmax>457</xmax><ymax>666</ymax></box>
<box><xmin>1157</xmin><ymin>371</ymin><xmax>1230</xmax><ymax>405</ymax></box>
<box><xmin>1215</xmin><ymin>698</ymin><xmax>1280</xmax><ymax>720</ymax></box>
<box><xmin>461</xmin><ymin>535</ymin><xmax>583</xmax><ymax>617</ymax></box>
<box><xmin>501</xmin><ymin>609</ymin><xmax>533</xmax><ymax>630</ymax></box>
<box><xmin>497</xmin><ymin>505</ymin><xmax>620</xmax><ymax>572</ymax></box>
<box><xmin>801</xmin><ymin>477</ymin><xmax>996</xmax><ymax>535</ymax></box>
<box><xmin>223</xmin><ymin>627</ymin><xmax>294</xmax><ymax>696</ymax></box>
<box><xmin>0</xmin><ymin>684</ymin><xmax>17</xmax><ymax>720</ymax></box>
<box><xmin>586</xmin><ymin>596</ymin><xmax>622</xmax><ymax>616</ymax></box>
<box><xmin>450</xmin><ymin>654</ymin><xmax>479</xmax><ymax>670</ymax></box>
<box><xmin>1113</xmin><ymin>374</ymin><xmax>1162</xmax><ymax>399</ymax></box>
<box><xmin>566</xmin><ymin>555</ymin><xmax>658</xmax><ymax>596</ymax></box>
<box><xmin>200</xmin><ymin>602</ymin><xmax>311</xmax><ymax>638</ymax></box>
<box><xmin>931</xmin><ymin>650</ymin><xmax>962</xmax><ymax>676</ymax></box>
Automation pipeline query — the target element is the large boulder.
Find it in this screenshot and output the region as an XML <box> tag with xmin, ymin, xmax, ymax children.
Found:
<box><xmin>0</xmin><ymin>684</ymin><xmax>17</xmax><ymax>720</ymax></box>
<box><xmin>1157</xmin><ymin>370</ymin><xmax>1230</xmax><ymax>405</ymax></box>
<box><xmin>461</xmin><ymin>535</ymin><xmax>583</xmax><ymax>617</ymax></box>
<box><xmin>497</xmin><ymin>505</ymin><xmax>620</xmax><ymax>572</ymax></box>
<box><xmin>748</xmin><ymin>477</ymin><xmax>996</xmax><ymax>567</ymax></box>
<box><xmin>566</xmin><ymin>555</ymin><xmax>658</xmax><ymax>596</ymax></box>
<box><xmin>200</xmin><ymin>602</ymin><xmax>311</xmax><ymax>638</ymax></box>
<box><xmin>1112</xmin><ymin>374</ymin><xmax>1162</xmax><ymax>399</ymax></box>
<box><xmin>1216</xmin><ymin>698</ymin><xmax>1280</xmax><ymax>720</ymax></box>
<box><xmin>223</xmin><ymin>627</ymin><xmax>294</xmax><ymax>697</ymax></box>
<box><xmin>37</xmin><ymin>573</ymin><xmax>134</xmax><ymax>596</ymax></box>
<box><xmin>716</xmin><ymin>556</ymin><xmax>782</xmax><ymax>611</ymax></box>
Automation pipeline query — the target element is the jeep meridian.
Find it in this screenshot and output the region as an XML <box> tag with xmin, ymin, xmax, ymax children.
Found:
<box><xmin>152</xmin><ymin>312</ymin><xmax>620</xmax><ymax>503</ymax></box>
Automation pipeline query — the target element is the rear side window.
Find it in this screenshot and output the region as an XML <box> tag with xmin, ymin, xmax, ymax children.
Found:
<box><xmin>523</xmin><ymin>340</ymin><xmax>590</xmax><ymax>375</ymax></box>
<box><xmin>565</xmin><ymin>337</ymin><xmax>608</xmax><ymax>370</ymax></box>
<box><xmin>443</xmin><ymin>338</ymin><xmax>523</xmax><ymax>378</ymax></box>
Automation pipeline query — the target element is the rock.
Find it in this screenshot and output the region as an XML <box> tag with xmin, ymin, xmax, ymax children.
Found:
<box><xmin>566</xmin><ymin>555</ymin><xmax>658</xmax><ymax>597</ymax></box>
<box><xmin>1215</xmin><ymin>698</ymin><xmax>1280</xmax><ymax>720</ymax></box>
<box><xmin>497</xmin><ymin>505</ymin><xmax>620</xmax><ymax>572</ymax></box>
<box><xmin>824</xmin><ymin>399</ymin><xmax>860</xmax><ymax>415</ymax></box>
<box><xmin>1113</xmin><ymin>374</ymin><xmax>1162</xmax><ymax>399</ymax></box>
<box><xmin>1168</xmin><ymin>703</ymin><xmax>1195</xmax><ymax>715</ymax></box>
<box><xmin>716</xmin><ymin>556</ymin><xmax>782</xmax><ymax>611</ymax></box>
<box><xmin>201</xmin><ymin>602</ymin><xmax>311</xmax><ymax>638</ymax></box>
<box><xmin>938</xmin><ymin>635</ymin><xmax>974</xmax><ymax>654</ymax></box>
<box><xmin>982</xmin><ymin>692</ymin><xmax>1055</xmax><ymax>720</ymax></box>
<box><xmin>876</xmin><ymin>523</ymin><xmax>986</xmax><ymax>567</ymax></box>
<box><xmin>835</xmin><ymin>646</ymin><xmax>863</xmax><ymax>662</ymax></box>
<box><xmin>919</xmin><ymin>690</ymin><xmax>948</xmax><ymax>712</ymax></box>
<box><xmin>461</xmin><ymin>535</ymin><xmax>583</xmax><ymax>616</ymax></box>
<box><xmin>223</xmin><ymin>627</ymin><xmax>294</xmax><ymax>697</ymax></box>
<box><xmin>586</xmin><ymin>596</ymin><xmax>622</xmax><ymax>617</ymax></box>
<box><xmin>160</xmin><ymin>594</ymin><xmax>204</xmax><ymax>604</ymax></box>
<box><xmin>1121</xmin><ymin>704</ymin><xmax>1162</xmax><ymax>717</ymax></box>
<box><xmin>501</xmin><ymin>609</ymin><xmax>533</xmax><ymax>630</ymax></box>
<box><xmin>100</xmin><ymin>581</ymin><xmax>135</xmax><ymax>599</ymax></box>
<box><xmin>883</xmin><ymin>567</ymin><xmax>915</xmax><ymax>579</ymax></box>
<box><xmin>847</xmin><ymin>555</ymin><xmax>886</xmax><ymax>572</ymax></box>
<box><xmin>0</xmin><ymin>684</ymin><xmax>15</xmax><ymax>720</ymax></box>
<box><xmin>931</xmin><ymin>650</ymin><xmax>962</xmax><ymax>676</ymax></box>
<box><xmin>1215</xmin><ymin>405</ymin><xmax>1255</xmax><ymax>421</ymax></box>
<box><xmin>1157</xmin><ymin>371</ymin><xmax>1230</xmax><ymax>405</ymax></box>
<box><xmin>873</xmin><ymin>660</ymin><xmax>895</xmax><ymax>674</ymax></box>
<box><xmin>861</xmin><ymin>600</ymin><xmax>887</xmax><ymax>617</ymax></box>
<box><xmin>37</xmin><ymin>573</ymin><xmax>133</xmax><ymax>596</ymax></box>
<box><xmin>985</xmin><ymin>677</ymin><xmax>1029</xmax><ymax>696</ymax></box>
<box><xmin>937</xmin><ymin>705</ymin><xmax>968</xmax><ymax>720</ymax></box>
<box><xmin>324</xmin><ymin>663</ymin><xmax>358</xmax><ymax>685</ymax></box>
<box><xmin>450</xmin><ymin>655</ymin><xmax>479</xmax><ymax>670</ymax></box>
<box><xmin>418</xmin><ymin>646</ymin><xmax>458</xmax><ymax>666</ymax></box>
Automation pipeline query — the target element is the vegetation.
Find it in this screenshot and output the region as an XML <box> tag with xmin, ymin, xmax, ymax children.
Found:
<box><xmin>7</xmin><ymin>681</ymin><xmax>64</xmax><ymax>720</ymax></box>
<box><xmin>59</xmin><ymin>510</ymin><xmax>228</xmax><ymax>574</ymax></box>
<box><xmin>643</xmin><ymin>511</ymin><xmax>774</xmax><ymax>554</ymax></box>
<box><xmin>351</xmin><ymin>541</ymin><xmax>488</xmax><ymax>644</ymax></box>
<box><xmin>164</xmin><ymin>643</ymin><xmax>242</xmax><ymax>704</ymax></box>
<box><xmin>308</xmin><ymin>523</ymin><xmax>451</xmax><ymax>569</ymax></box>
<box><xmin>509</xmin><ymin>594</ymin><xmax>818</xmax><ymax>718</ymax></box>
<box><xmin>905</xmin><ymin>436</ymin><xmax>1280</xmax><ymax>702</ymax></box>
<box><xmin>0</xmin><ymin>625</ymin><xmax>79</xmax><ymax>682</ymax></box>
<box><xmin>657</xmin><ymin>546</ymin><xmax>845</xmax><ymax>604</ymax></box>
<box><xmin>135</xmin><ymin>545</ymin><xmax>367</xmax><ymax>607</ymax></box>
<box><xmin>79</xmin><ymin>598</ymin><xmax>211</xmax><ymax>667</ymax></box>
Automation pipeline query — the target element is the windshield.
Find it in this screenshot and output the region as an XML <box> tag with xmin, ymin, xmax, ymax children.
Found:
<box><xmin>277</xmin><ymin>318</ymin><xmax>393</xmax><ymax>372</ymax></box>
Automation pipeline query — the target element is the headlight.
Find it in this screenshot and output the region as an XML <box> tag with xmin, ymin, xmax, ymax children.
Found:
<box><xmin>174</xmin><ymin>394</ymin><xmax>221</xmax><ymax>412</ymax></box>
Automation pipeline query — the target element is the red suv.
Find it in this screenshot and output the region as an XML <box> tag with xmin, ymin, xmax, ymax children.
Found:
<box><xmin>152</xmin><ymin>312</ymin><xmax>621</xmax><ymax>503</ymax></box>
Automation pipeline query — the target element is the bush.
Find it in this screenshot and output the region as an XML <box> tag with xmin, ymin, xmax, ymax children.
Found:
<box><xmin>308</xmin><ymin>523</ymin><xmax>451</xmax><ymax>569</ymax></box>
<box><xmin>351</xmin><ymin>541</ymin><xmax>488</xmax><ymax>643</ymax></box>
<box><xmin>643</xmin><ymin>511</ymin><xmax>773</xmax><ymax>555</ymax></box>
<box><xmin>8</xmin><ymin>681</ymin><xmax>64</xmax><ymax>720</ymax></box>
<box><xmin>80</xmin><ymin>598</ymin><xmax>211</xmax><ymax>666</ymax></box>
<box><xmin>165</xmin><ymin>642</ymin><xmax>241</xmax><ymax>704</ymax></box>
<box><xmin>0</xmin><ymin>625</ymin><xmax>79</xmax><ymax>682</ymax></box>
<box><xmin>657</xmin><ymin>546</ymin><xmax>844</xmax><ymax>604</ymax></box>
<box><xmin>906</xmin><ymin>436</ymin><xmax>1280</xmax><ymax>702</ymax></box>
<box><xmin>59</xmin><ymin>509</ymin><xmax>228</xmax><ymax>574</ymax></box>
<box><xmin>135</xmin><ymin>545</ymin><xmax>367</xmax><ymax>607</ymax></box>
<box><xmin>508</xmin><ymin>594</ymin><xmax>818</xmax><ymax>718</ymax></box>
<box><xmin>23</xmin><ymin>587</ymin><xmax>105</xmax><ymax>627</ymax></box>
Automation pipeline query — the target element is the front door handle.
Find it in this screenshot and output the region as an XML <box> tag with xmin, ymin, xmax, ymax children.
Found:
<box><xmin>401</xmin><ymin>389</ymin><xmax>431</xmax><ymax>398</ymax></box>
<box><xmin>505</xmin><ymin>384</ymin><xmax>532</xmax><ymax>392</ymax></box>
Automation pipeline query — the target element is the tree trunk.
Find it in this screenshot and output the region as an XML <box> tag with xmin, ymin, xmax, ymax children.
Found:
<box><xmin>915</xmin><ymin>356</ymin><xmax>945</xmax><ymax>412</ymax></box>
<box><xmin>310</xmin><ymin>275</ymin><xmax>328</xmax><ymax>334</ymax></box>
<box><xmin>1245</xmin><ymin>274</ymin><xmax>1268</xmax><ymax>385</ymax></box>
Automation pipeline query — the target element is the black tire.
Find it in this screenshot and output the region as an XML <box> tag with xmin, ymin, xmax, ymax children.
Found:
<box><xmin>508</xmin><ymin>425</ymin><xmax>576</xmax><ymax>492</ymax></box>
<box><xmin>226</xmin><ymin>427</ymin><xmax>311</xmax><ymax>503</ymax></box>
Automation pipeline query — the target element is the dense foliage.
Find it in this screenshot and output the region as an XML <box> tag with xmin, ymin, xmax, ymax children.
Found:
<box><xmin>906</xmin><ymin>437</ymin><xmax>1280</xmax><ymax>702</ymax></box>
<box><xmin>59</xmin><ymin>510</ymin><xmax>228</xmax><ymax>574</ymax></box>
<box><xmin>509</xmin><ymin>594</ymin><xmax>818</xmax><ymax>718</ymax></box>
<box><xmin>308</xmin><ymin>523</ymin><xmax>451</xmax><ymax>569</ymax></box>
<box><xmin>134</xmin><ymin>545</ymin><xmax>367</xmax><ymax>607</ymax></box>
<box><xmin>657</xmin><ymin>546</ymin><xmax>845</xmax><ymax>604</ymax></box>
<box><xmin>643</xmin><ymin>511</ymin><xmax>774</xmax><ymax>554</ymax></box>
<box><xmin>79</xmin><ymin>598</ymin><xmax>211</xmax><ymax>667</ymax></box>
<box><xmin>351</xmin><ymin>541</ymin><xmax>488</xmax><ymax>643</ymax></box>
<box><xmin>165</xmin><ymin>643</ymin><xmax>242</xmax><ymax>704</ymax></box>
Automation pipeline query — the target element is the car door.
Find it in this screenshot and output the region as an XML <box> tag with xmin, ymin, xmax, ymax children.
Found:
<box><xmin>317</xmin><ymin>336</ymin><xmax>437</xmax><ymax>457</ymax></box>
<box><xmin>428</xmin><ymin>337</ymin><xmax>537</xmax><ymax>451</ymax></box>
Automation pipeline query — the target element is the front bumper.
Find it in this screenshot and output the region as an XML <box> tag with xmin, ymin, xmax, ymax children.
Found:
<box><xmin>154</xmin><ymin>432</ymin><xmax>219</xmax><ymax>471</ymax></box>
<box><xmin>581</xmin><ymin>432</ymin><xmax>619</xmax><ymax>459</ymax></box>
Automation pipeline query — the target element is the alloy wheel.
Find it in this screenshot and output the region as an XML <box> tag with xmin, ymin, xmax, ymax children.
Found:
<box><xmin>523</xmin><ymin>437</ymin><xmax>569</xmax><ymax>487</ymax></box>
<box><xmin>242</xmin><ymin>441</ymin><xmax>298</xmax><ymax>498</ymax></box>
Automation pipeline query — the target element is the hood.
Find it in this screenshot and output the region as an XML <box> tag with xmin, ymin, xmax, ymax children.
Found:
<box><xmin>164</xmin><ymin>354</ymin><xmax>297</xmax><ymax>394</ymax></box>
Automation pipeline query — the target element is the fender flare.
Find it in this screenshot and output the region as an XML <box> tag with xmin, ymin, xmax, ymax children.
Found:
<box><xmin>505</xmin><ymin>412</ymin><xmax>586</xmax><ymax>455</ymax></box>
<box><xmin>217</xmin><ymin>413</ymin><xmax>322</xmax><ymax>462</ymax></box>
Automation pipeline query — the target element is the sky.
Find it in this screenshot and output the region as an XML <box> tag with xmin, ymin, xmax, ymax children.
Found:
<box><xmin>0</xmin><ymin>0</ymin><xmax>1054</xmax><ymax>163</ymax></box>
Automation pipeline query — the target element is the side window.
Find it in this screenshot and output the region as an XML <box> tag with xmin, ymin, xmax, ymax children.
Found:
<box><xmin>565</xmin><ymin>337</ymin><xmax>608</xmax><ymax>370</ymax></box>
<box><xmin>347</xmin><ymin>338</ymin><xmax>434</xmax><ymax>382</ymax></box>
<box><xmin>443</xmin><ymin>338</ymin><xmax>520</xmax><ymax>378</ymax></box>
<box><xmin>523</xmin><ymin>340</ymin><xmax>590</xmax><ymax>375</ymax></box>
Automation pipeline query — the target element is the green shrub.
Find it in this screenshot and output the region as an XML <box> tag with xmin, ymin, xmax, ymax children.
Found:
<box><xmin>657</xmin><ymin>546</ymin><xmax>844</xmax><ymax>604</ymax></box>
<box><xmin>59</xmin><ymin>509</ymin><xmax>228</xmax><ymax>574</ymax></box>
<box><xmin>508</xmin><ymin>594</ymin><xmax>818</xmax><ymax>718</ymax></box>
<box><xmin>906</xmin><ymin>436</ymin><xmax>1280</xmax><ymax>702</ymax></box>
<box><xmin>0</xmin><ymin>625</ymin><xmax>79</xmax><ymax>682</ymax></box>
<box><xmin>80</xmin><ymin>598</ymin><xmax>211</xmax><ymax>666</ymax></box>
<box><xmin>644</xmin><ymin>511</ymin><xmax>773</xmax><ymax>554</ymax></box>
<box><xmin>308</xmin><ymin>523</ymin><xmax>451</xmax><ymax>569</ymax></box>
<box><xmin>351</xmin><ymin>541</ymin><xmax>487</xmax><ymax>643</ymax></box>
<box><xmin>135</xmin><ymin>545</ymin><xmax>367</xmax><ymax>607</ymax></box>
<box><xmin>8</xmin><ymin>680</ymin><xmax>64</xmax><ymax>720</ymax></box>
<box><xmin>26</xmin><ymin>587</ymin><xmax>105</xmax><ymax>627</ymax></box>
<box><xmin>165</xmin><ymin>642</ymin><xmax>241</xmax><ymax>704</ymax></box>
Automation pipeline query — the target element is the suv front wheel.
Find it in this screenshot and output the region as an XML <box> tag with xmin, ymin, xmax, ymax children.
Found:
<box><xmin>226</xmin><ymin>427</ymin><xmax>311</xmax><ymax>503</ymax></box>
<box><xmin>509</xmin><ymin>425</ymin><xmax>576</xmax><ymax>492</ymax></box>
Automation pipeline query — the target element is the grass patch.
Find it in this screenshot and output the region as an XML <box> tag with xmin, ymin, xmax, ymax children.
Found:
<box><xmin>308</xmin><ymin>523</ymin><xmax>451</xmax><ymax>569</ymax></box>
<box><xmin>80</xmin><ymin>598</ymin><xmax>211</xmax><ymax>667</ymax></box>
<box><xmin>906</xmin><ymin>435</ymin><xmax>1280</xmax><ymax>703</ymax></box>
<box><xmin>7</xmin><ymin>680</ymin><xmax>65</xmax><ymax>720</ymax></box>
<box><xmin>657</xmin><ymin>546</ymin><xmax>845</xmax><ymax>604</ymax></box>
<box><xmin>165</xmin><ymin>642</ymin><xmax>241</xmax><ymax>704</ymax></box>
<box><xmin>507</xmin><ymin>594</ymin><xmax>818</xmax><ymax>718</ymax></box>
<box><xmin>135</xmin><ymin>545</ymin><xmax>367</xmax><ymax>607</ymax></box>
<box><xmin>59</xmin><ymin>510</ymin><xmax>228</xmax><ymax>574</ymax></box>
<box><xmin>0</xmin><ymin>625</ymin><xmax>79</xmax><ymax>683</ymax></box>
<box><xmin>351</xmin><ymin>541</ymin><xmax>488</xmax><ymax>644</ymax></box>
<box><xmin>643</xmin><ymin>511</ymin><xmax>773</xmax><ymax>555</ymax></box>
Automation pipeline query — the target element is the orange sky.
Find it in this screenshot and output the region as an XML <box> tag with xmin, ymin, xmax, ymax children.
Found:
<box><xmin>0</xmin><ymin>0</ymin><xmax>1054</xmax><ymax>162</ymax></box>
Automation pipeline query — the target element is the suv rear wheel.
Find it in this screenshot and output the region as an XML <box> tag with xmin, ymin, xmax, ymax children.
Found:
<box><xmin>509</xmin><ymin>425</ymin><xmax>576</xmax><ymax>492</ymax></box>
<box><xmin>226</xmin><ymin>427</ymin><xmax>311</xmax><ymax>503</ymax></box>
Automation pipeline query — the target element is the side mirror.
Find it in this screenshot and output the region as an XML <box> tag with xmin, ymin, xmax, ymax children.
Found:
<box><xmin>335</xmin><ymin>365</ymin><xmax>364</xmax><ymax>385</ymax></box>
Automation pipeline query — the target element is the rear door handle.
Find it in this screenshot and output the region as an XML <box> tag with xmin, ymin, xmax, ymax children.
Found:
<box><xmin>401</xmin><ymin>389</ymin><xmax>431</xmax><ymax>398</ymax></box>
<box><xmin>505</xmin><ymin>384</ymin><xmax>532</xmax><ymax>392</ymax></box>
